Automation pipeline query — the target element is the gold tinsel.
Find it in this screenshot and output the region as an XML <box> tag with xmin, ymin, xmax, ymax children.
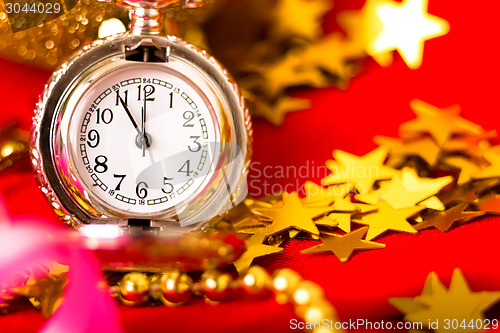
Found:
<box><xmin>0</xmin><ymin>0</ymin><xmax>128</xmax><ymax>69</ymax></box>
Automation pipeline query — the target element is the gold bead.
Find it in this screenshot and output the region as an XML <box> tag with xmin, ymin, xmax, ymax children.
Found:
<box><xmin>272</xmin><ymin>268</ymin><xmax>302</xmax><ymax>304</ymax></box>
<box><xmin>159</xmin><ymin>269</ymin><xmax>193</xmax><ymax>305</ymax></box>
<box><xmin>200</xmin><ymin>269</ymin><xmax>233</xmax><ymax>302</ymax></box>
<box><xmin>299</xmin><ymin>299</ymin><xmax>337</xmax><ymax>323</ymax></box>
<box><xmin>241</xmin><ymin>266</ymin><xmax>272</xmax><ymax>297</ymax></box>
<box><xmin>293</xmin><ymin>280</ymin><xmax>324</xmax><ymax>306</ymax></box>
<box><xmin>119</xmin><ymin>272</ymin><xmax>149</xmax><ymax>306</ymax></box>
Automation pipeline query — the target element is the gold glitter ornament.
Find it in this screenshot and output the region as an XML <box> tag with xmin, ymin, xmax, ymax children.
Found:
<box><xmin>0</xmin><ymin>0</ymin><xmax>128</xmax><ymax>69</ymax></box>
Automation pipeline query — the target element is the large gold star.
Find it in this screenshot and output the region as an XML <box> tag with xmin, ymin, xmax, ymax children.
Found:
<box><xmin>322</xmin><ymin>147</ymin><xmax>397</xmax><ymax>194</ymax></box>
<box><xmin>389</xmin><ymin>271</ymin><xmax>438</xmax><ymax>315</ymax></box>
<box><xmin>415</xmin><ymin>202</ymin><xmax>485</xmax><ymax>232</ymax></box>
<box><xmin>400</xmin><ymin>100</ymin><xmax>484</xmax><ymax>146</ymax></box>
<box><xmin>271</xmin><ymin>0</ymin><xmax>332</xmax><ymax>41</ymax></box>
<box><xmin>252</xmin><ymin>193</ymin><xmax>329</xmax><ymax>236</ymax></box>
<box><xmin>405</xmin><ymin>270</ymin><xmax>500</xmax><ymax>333</ymax></box>
<box><xmin>301</xmin><ymin>227</ymin><xmax>385</xmax><ymax>262</ymax></box>
<box><xmin>367</xmin><ymin>0</ymin><xmax>450</xmax><ymax>69</ymax></box>
<box><xmin>354</xmin><ymin>201</ymin><xmax>423</xmax><ymax>240</ymax></box>
<box><xmin>382</xmin><ymin>168</ymin><xmax>451</xmax><ymax>210</ymax></box>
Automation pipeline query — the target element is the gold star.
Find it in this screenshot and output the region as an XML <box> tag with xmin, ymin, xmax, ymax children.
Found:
<box><xmin>442</xmin><ymin>130</ymin><xmax>496</xmax><ymax>157</ymax></box>
<box><xmin>233</xmin><ymin>230</ymin><xmax>284</xmax><ymax>273</ymax></box>
<box><xmin>337</xmin><ymin>0</ymin><xmax>394</xmax><ymax>66</ymax></box>
<box><xmin>473</xmin><ymin>147</ymin><xmax>500</xmax><ymax>180</ymax></box>
<box><xmin>367</xmin><ymin>0</ymin><xmax>450</xmax><ymax>69</ymax></box>
<box><xmin>322</xmin><ymin>147</ymin><xmax>397</xmax><ymax>194</ymax></box>
<box><xmin>374</xmin><ymin>135</ymin><xmax>441</xmax><ymax>166</ymax></box>
<box><xmin>233</xmin><ymin>216</ymin><xmax>270</xmax><ymax>235</ymax></box>
<box><xmin>314</xmin><ymin>214</ymin><xmax>339</xmax><ymax>229</ymax></box>
<box><xmin>406</xmin><ymin>270</ymin><xmax>500</xmax><ymax>332</ymax></box>
<box><xmin>252</xmin><ymin>193</ymin><xmax>329</xmax><ymax>236</ymax></box>
<box><xmin>301</xmin><ymin>32</ymin><xmax>362</xmax><ymax>80</ymax></box>
<box><xmin>415</xmin><ymin>202</ymin><xmax>485</xmax><ymax>232</ymax></box>
<box><xmin>477</xmin><ymin>193</ymin><xmax>500</xmax><ymax>214</ymax></box>
<box><xmin>255</xmin><ymin>97</ymin><xmax>311</xmax><ymax>126</ymax></box>
<box><xmin>444</xmin><ymin>157</ymin><xmax>482</xmax><ymax>185</ymax></box>
<box><xmin>301</xmin><ymin>227</ymin><xmax>385</xmax><ymax>262</ymax></box>
<box><xmin>303</xmin><ymin>181</ymin><xmax>351</xmax><ymax>207</ymax></box>
<box><xmin>379</xmin><ymin>168</ymin><xmax>452</xmax><ymax>210</ymax></box>
<box><xmin>400</xmin><ymin>100</ymin><xmax>484</xmax><ymax>146</ymax></box>
<box><xmin>389</xmin><ymin>272</ymin><xmax>437</xmax><ymax>315</ymax></box>
<box><xmin>354</xmin><ymin>201</ymin><xmax>423</xmax><ymax>241</ymax></box>
<box><xmin>271</xmin><ymin>0</ymin><xmax>332</xmax><ymax>41</ymax></box>
<box><xmin>258</xmin><ymin>54</ymin><xmax>327</xmax><ymax>99</ymax></box>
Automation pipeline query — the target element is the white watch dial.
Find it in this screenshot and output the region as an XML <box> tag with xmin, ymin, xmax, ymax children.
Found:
<box><xmin>68</xmin><ymin>65</ymin><xmax>220</xmax><ymax>216</ymax></box>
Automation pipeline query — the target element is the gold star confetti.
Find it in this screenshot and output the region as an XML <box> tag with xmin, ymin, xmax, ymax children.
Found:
<box><xmin>367</xmin><ymin>0</ymin><xmax>450</xmax><ymax>69</ymax></box>
<box><xmin>374</xmin><ymin>135</ymin><xmax>441</xmax><ymax>166</ymax></box>
<box><xmin>473</xmin><ymin>148</ymin><xmax>500</xmax><ymax>180</ymax></box>
<box><xmin>253</xmin><ymin>97</ymin><xmax>312</xmax><ymax>126</ymax></box>
<box><xmin>252</xmin><ymin>193</ymin><xmax>330</xmax><ymax>237</ymax></box>
<box><xmin>444</xmin><ymin>157</ymin><xmax>482</xmax><ymax>185</ymax></box>
<box><xmin>391</xmin><ymin>269</ymin><xmax>500</xmax><ymax>333</ymax></box>
<box><xmin>233</xmin><ymin>230</ymin><xmax>284</xmax><ymax>273</ymax></box>
<box><xmin>322</xmin><ymin>147</ymin><xmax>397</xmax><ymax>194</ymax></box>
<box><xmin>271</xmin><ymin>0</ymin><xmax>332</xmax><ymax>41</ymax></box>
<box><xmin>442</xmin><ymin>131</ymin><xmax>496</xmax><ymax>157</ymax></box>
<box><xmin>303</xmin><ymin>181</ymin><xmax>351</xmax><ymax>207</ymax></box>
<box><xmin>300</xmin><ymin>32</ymin><xmax>363</xmax><ymax>82</ymax></box>
<box><xmin>320</xmin><ymin>213</ymin><xmax>353</xmax><ymax>233</ymax></box>
<box><xmin>220</xmin><ymin>98</ymin><xmax>498</xmax><ymax>267</ymax></box>
<box><xmin>477</xmin><ymin>193</ymin><xmax>500</xmax><ymax>214</ymax></box>
<box><xmin>256</xmin><ymin>54</ymin><xmax>328</xmax><ymax>99</ymax></box>
<box><xmin>415</xmin><ymin>202</ymin><xmax>485</xmax><ymax>232</ymax></box>
<box><xmin>356</xmin><ymin>168</ymin><xmax>451</xmax><ymax>210</ymax></box>
<box><xmin>400</xmin><ymin>100</ymin><xmax>484</xmax><ymax>146</ymax></box>
<box><xmin>354</xmin><ymin>201</ymin><xmax>423</xmax><ymax>241</ymax></box>
<box><xmin>338</xmin><ymin>0</ymin><xmax>393</xmax><ymax>66</ymax></box>
<box><xmin>301</xmin><ymin>227</ymin><xmax>385</xmax><ymax>262</ymax></box>
<box><xmin>382</xmin><ymin>168</ymin><xmax>451</xmax><ymax>209</ymax></box>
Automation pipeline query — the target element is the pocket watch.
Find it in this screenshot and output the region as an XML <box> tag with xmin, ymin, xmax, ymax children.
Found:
<box><xmin>30</xmin><ymin>0</ymin><xmax>252</xmax><ymax>235</ymax></box>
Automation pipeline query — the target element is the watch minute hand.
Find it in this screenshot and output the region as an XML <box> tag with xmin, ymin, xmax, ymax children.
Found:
<box><xmin>118</xmin><ymin>94</ymin><xmax>150</xmax><ymax>148</ymax></box>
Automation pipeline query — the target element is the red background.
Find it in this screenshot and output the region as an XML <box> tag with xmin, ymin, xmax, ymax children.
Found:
<box><xmin>1</xmin><ymin>0</ymin><xmax>500</xmax><ymax>332</ymax></box>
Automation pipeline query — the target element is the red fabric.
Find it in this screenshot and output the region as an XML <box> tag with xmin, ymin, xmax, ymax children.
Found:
<box><xmin>1</xmin><ymin>0</ymin><xmax>500</xmax><ymax>332</ymax></box>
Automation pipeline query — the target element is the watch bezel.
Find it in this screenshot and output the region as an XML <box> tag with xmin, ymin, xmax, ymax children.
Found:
<box><xmin>30</xmin><ymin>32</ymin><xmax>252</xmax><ymax>231</ymax></box>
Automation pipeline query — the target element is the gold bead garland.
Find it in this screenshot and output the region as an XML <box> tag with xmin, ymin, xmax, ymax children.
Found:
<box><xmin>111</xmin><ymin>266</ymin><xmax>342</xmax><ymax>332</ymax></box>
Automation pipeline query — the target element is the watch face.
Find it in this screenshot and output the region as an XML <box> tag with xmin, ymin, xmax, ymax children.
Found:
<box><xmin>67</xmin><ymin>65</ymin><xmax>220</xmax><ymax>216</ymax></box>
